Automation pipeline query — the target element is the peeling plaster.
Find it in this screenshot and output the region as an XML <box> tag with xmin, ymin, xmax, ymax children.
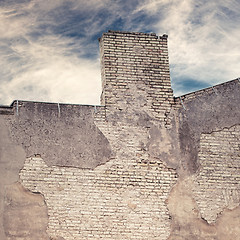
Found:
<box><xmin>0</xmin><ymin>116</ymin><xmax>26</xmax><ymax>240</ymax></box>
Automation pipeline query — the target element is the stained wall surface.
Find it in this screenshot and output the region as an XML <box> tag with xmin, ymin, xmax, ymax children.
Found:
<box><xmin>0</xmin><ymin>31</ymin><xmax>239</xmax><ymax>240</ymax></box>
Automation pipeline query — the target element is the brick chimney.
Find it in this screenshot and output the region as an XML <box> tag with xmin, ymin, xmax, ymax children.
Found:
<box><xmin>99</xmin><ymin>30</ymin><xmax>174</xmax><ymax>120</ymax></box>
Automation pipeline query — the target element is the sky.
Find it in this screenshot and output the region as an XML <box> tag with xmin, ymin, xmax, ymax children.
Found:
<box><xmin>0</xmin><ymin>0</ymin><xmax>239</xmax><ymax>105</ymax></box>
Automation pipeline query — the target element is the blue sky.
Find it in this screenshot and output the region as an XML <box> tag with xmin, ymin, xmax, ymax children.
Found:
<box><xmin>0</xmin><ymin>0</ymin><xmax>239</xmax><ymax>105</ymax></box>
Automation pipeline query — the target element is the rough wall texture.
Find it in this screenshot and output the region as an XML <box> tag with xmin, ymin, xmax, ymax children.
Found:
<box><xmin>99</xmin><ymin>31</ymin><xmax>173</xmax><ymax>124</ymax></box>
<box><xmin>5</xmin><ymin>101</ymin><xmax>112</xmax><ymax>169</ymax></box>
<box><xmin>3</xmin><ymin>182</ymin><xmax>49</xmax><ymax>240</ymax></box>
<box><xmin>0</xmin><ymin>31</ymin><xmax>239</xmax><ymax>240</ymax></box>
<box><xmin>0</xmin><ymin>116</ymin><xmax>26</xmax><ymax>240</ymax></box>
<box><xmin>177</xmin><ymin>80</ymin><xmax>240</xmax><ymax>175</ymax></box>
<box><xmin>168</xmin><ymin>80</ymin><xmax>240</xmax><ymax>239</ymax></box>
<box><xmin>193</xmin><ymin>125</ymin><xmax>240</xmax><ymax>223</ymax></box>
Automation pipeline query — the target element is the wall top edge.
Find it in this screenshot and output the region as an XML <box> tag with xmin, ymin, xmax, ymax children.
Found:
<box><xmin>174</xmin><ymin>78</ymin><xmax>240</xmax><ymax>102</ymax></box>
<box><xmin>0</xmin><ymin>100</ymin><xmax>104</xmax><ymax>112</ymax></box>
<box><xmin>99</xmin><ymin>30</ymin><xmax>168</xmax><ymax>41</ymax></box>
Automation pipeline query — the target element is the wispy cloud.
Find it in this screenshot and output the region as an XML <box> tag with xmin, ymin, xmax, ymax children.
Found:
<box><xmin>0</xmin><ymin>0</ymin><xmax>153</xmax><ymax>105</ymax></box>
<box><xmin>0</xmin><ymin>0</ymin><xmax>239</xmax><ymax>104</ymax></box>
<box><xmin>149</xmin><ymin>0</ymin><xmax>240</xmax><ymax>95</ymax></box>
<box><xmin>0</xmin><ymin>0</ymin><xmax>104</xmax><ymax>105</ymax></box>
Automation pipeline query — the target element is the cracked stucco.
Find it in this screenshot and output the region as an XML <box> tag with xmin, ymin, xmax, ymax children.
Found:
<box><xmin>5</xmin><ymin>101</ymin><xmax>112</xmax><ymax>168</ymax></box>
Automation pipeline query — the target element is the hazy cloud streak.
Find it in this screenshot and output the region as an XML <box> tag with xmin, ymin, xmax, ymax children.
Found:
<box><xmin>0</xmin><ymin>0</ymin><xmax>239</xmax><ymax>104</ymax></box>
<box><xmin>149</xmin><ymin>0</ymin><xmax>240</xmax><ymax>95</ymax></box>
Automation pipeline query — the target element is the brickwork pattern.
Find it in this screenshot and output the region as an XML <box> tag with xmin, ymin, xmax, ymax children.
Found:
<box><xmin>20</xmin><ymin>99</ymin><xmax>177</xmax><ymax>240</ymax></box>
<box><xmin>193</xmin><ymin>125</ymin><xmax>240</xmax><ymax>223</ymax></box>
<box><xmin>20</xmin><ymin>154</ymin><xmax>177</xmax><ymax>239</ymax></box>
<box><xmin>100</xmin><ymin>31</ymin><xmax>174</xmax><ymax>122</ymax></box>
<box><xmin>20</xmin><ymin>98</ymin><xmax>178</xmax><ymax>239</ymax></box>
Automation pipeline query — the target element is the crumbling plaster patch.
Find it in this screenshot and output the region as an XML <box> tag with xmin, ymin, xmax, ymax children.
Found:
<box><xmin>147</xmin><ymin>109</ymin><xmax>180</xmax><ymax>170</ymax></box>
<box><xmin>0</xmin><ymin>101</ymin><xmax>113</xmax><ymax>240</ymax></box>
<box><xmin>167</xmin><ymin>80</ymin><xmax>240</xmax><ymax>238</ymax></box>
<box><xmin>192</xmin><ymin>125</ymin><xmax>240</xmax><ymax>223</ymax></box>
<box><xmin>0</xmin><ymin>116</ymin><xmax>26</xmax><ymax>240</ymax></box>
<box><xmin>0</xmin><ymin>115</ymin><xmax>51</xmax><ymax>240</ymax></box>
<box><xmin>102</xmin><ymin>100</ymin><xmax>180</xmax><ymax>172</ymax></box>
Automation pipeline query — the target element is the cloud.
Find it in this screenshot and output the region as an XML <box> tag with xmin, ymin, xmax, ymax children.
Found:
<box><xmin>0</xmin><ymin>0</ymin><xmax>104</xmax><ymax>105</ymax></box>
<box><xmin>0</xmin><ymin>0</ymin><xmax>155</xmax><ymax>105</ymax></box>
<box><xmin>0</xmin><ymin>40</ymin><xmax>101</xmax><ymax>105</ymax></box>
<box><xmin>148</xmin><ymin>0</ymin><xmax>240</xmax><ymax>95</ymax></box>
<box><xmin>0</xmin><ymin>31</ymin><xmax>102</xmax><ymax>105</ymax></box>
<box><xmin>0</xmin><ymin>0</ymin><xmax>239</xmax><ymax>104</ymax></box>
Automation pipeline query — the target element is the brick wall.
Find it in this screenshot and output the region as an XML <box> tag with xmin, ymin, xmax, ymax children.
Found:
<box><xmin>16</xmin><ymin>32</ymin><xmax>179</xmax><ymax>240</ymax></box>
<box><xmin>100</xmin><ymin>31</ymin><xmax>174</xmax><ymax>121</ymax></box>
<box><xmin>193</xmin><ymin>125</ymin><xmax>240</xmax><ymax>223</ymax></box>
<box><xmin>0</xmin><ymin>31</ymin><xmax>239</xmax><ymax>240</ymax></box>
<box><xmin>20</xmin><ymin>155</ymin><xmax>177</xmax><ymax>239</ymax></box>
